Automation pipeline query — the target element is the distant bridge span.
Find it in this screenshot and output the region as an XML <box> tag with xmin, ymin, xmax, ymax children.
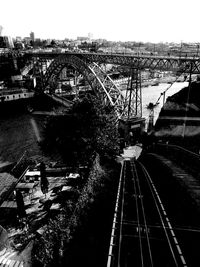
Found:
<box><xmin>43</xmin><ymin>54</ymin><xmax>126</xmax><ymax>119</ymax></box>
<box><xmin>6</xmin><ymin>51</ymin><xmax>198</xmax><ymax>120</ymax></box>
<box><xmin>20</xmin><ymin>51</ymin><xmax>200</xmax><ymax>120</ymax></box>
<box><xmin>24</xmin><ymin>51</ymin><xmax>200</xmax><ymax>74</ymax></box>
<box><xmin>1</xmin><ymin>51</ymin><xmax>199</xmax><ymax>120</ymax></box>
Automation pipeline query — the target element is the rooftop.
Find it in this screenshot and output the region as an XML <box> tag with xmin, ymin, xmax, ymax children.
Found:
<box><xmin>0</xmin><ymin>171</ymin><xmax>81</xmax><ymax>266</ymax></box>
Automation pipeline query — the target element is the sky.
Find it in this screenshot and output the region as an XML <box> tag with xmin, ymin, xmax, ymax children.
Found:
<box><xmin>1</xmin><ymin>0</ymin><xmax>200</xmax><ymax>43</ymax></box>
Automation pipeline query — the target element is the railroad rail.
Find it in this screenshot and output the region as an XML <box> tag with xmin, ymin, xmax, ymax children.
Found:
<box><xmin>107</xmin><ymin>158</ymin><xmax>187</xmax><ymax>267</ymax></box>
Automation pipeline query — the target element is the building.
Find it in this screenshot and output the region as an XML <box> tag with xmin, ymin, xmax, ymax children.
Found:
<box><xmin>23</xmin><ymin>37</ymin><xmax>31</xmax><ymax>45</ymax></box>
<box><xmin>88</xmin><ymin>32</ymin><xmax>93</xmax><ymax>41</ymax></box>
<box><xmin>30</xmin><ymin>31</ymin><xmax>35</xmax><ymax>42</ymax></box>
<box><xmin>77</xmin><ymin>36</ymin><xmax>89</xmax><ymax>42</ymax></box>
<box><xmin>15</xmin><ymin>42</ymin><xmax>25</xmax><ymax>50</ymax></box>
<box><xmin>16</xmin><ymin>36</ymin><xmax>22</xmax><ymax>42</ymax></box>
<box><xmin>0</xmin><ymin>36</ymin><xmax>14</xmax><ymax>48</ymax></box>
<box><xmin>0</xmin><ymin>26</ymin><xmax>3</xmax><ymax>36</ymax></box>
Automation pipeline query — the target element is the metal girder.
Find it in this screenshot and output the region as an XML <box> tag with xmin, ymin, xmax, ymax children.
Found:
<box><xmin>88</xmin><ymin>62</ymin><xmax>125</xmax><ymax>109</ymax></box>
<box><xmin>3</xmin><ymin>51</ymin><xmax>200</xmax><ymax>74</ymax></box>
<box><xmin>24</xmin><ymin>52</ymin><xmax>200</xmax><ymax>74</ymax></box>
<box><xmin>21</xmin><ymin>62</ymin><xmax>34</xmax><ymax>76</ymax></box>
<box><xmin>77</xmin><ymin>53</ymin><xmax>195</xmax><ymax>73</ymax></box>
<box><xmin>17</xmin><ymin>52</ymin><xmax>200</xmax><ymax>122</ymax></box>
<box><xmin>43</xmin><ymin>54</ymin><xmax>127</xmax><ymax>119</ymax></box>
<box><xmin>121</xmin><ymin>68</ymin><xmax>142</xmax><ymax>119</ymax></box>
<box><xmin>20</xmin><ymin>58</ymin><xmax>52</xmax><ymax>76</ymax></box>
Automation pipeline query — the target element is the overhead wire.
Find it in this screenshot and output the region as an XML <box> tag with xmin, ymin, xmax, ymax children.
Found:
<box><xmin>182</xmin><ymin>63</ymin><xmax>193</xmax><ymax>138</ymax></box>
<box><xmin>155</xmin><ymin>71</ymin><xmax>189</xmax><ymax>106</ymax></box>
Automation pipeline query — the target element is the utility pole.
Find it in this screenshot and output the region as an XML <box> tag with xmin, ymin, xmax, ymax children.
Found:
<box><xmin>126</xmin><ymin>67</ymin><xmax>142</xmax><ymax>120</ymax></box>
<box><xmin>182</xmin><ymin>62</ymin><xmax>193</xmax><ymax>138</ymax></box>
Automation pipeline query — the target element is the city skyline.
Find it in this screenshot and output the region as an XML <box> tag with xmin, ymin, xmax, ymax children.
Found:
<box><xmin>1</xmin><ymin>0</ymin><xmax>200</xmax><ymax>43</ymax></box>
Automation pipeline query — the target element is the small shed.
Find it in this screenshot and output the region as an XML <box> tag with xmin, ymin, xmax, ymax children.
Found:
<box><xmin>23</xmin><ymin>170</ymin><xmax>40</xmax><ymax>182</ymax></box>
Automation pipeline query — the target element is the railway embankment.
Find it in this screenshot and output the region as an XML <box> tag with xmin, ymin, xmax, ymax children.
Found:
<box><xmin>140</xmin><ymin>151</ymin><xmax>200</xmax><ymax>266</ymax></box>
<box><xmin>140</xmin><ymin>152</ymin><xmax>200</xmax><ymax>226</ymax></box>
<box><xmin>143</xmin><ymin>80</ymin><xmax>200</xmax><ymax>224</ymax></box>
<box><xmin>153</xmin><ymin>80</ymin><xmax>200</xmax><ymax>152</ymax></box>
<box><xmin>141</xmin><ymin>78</ymin><xmax>200</xmax><ymax>266</ymax></box>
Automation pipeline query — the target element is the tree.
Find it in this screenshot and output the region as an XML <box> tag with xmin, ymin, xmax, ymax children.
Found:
<box><xmin>40</xmin><ymin>162</ymin><xmax>49</xmax><ymax>196</ymax></box>
<box><xmin>16</xmin><ymin>190</ymin><xmax>26</xmax><ymax>218</ymax></box>
<box><xmin>50</xmin><ymin>40</ymin><xmax>57</xmax><ymax>47</ymax></box>
<box><xmin>41</xmin><ymin>96</ymin><xmax>120</xmax><ymax>164</ymax></box>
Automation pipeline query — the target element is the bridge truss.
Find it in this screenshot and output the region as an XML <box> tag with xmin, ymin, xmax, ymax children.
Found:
<box><xmin>12</xmin><ymin>52</ymin><xmax>200</xmax><ymax>120</ymax></box>
<box><xmin>23</xmin><ymin>52</ymin><xmax>200</xmax><ymax>73</ymax></box>
<box><xmin>40</xmin><ymin>54</ymin><xmax>138</xmax><ymax>119</ymax></box>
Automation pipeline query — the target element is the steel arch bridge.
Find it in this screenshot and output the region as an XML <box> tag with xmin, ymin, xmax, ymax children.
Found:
<box><xmin>42</xmin><ymin>54</ymin><xmax>131</xmax><ymax>119</ymax></box>
<box><xmin>10</xmin><ymin>51</ymin><xmax>200</xmax><ymax>120</ymax></box>
<box><xmin>24</xmin><ymin>51</ymin><xmax>200</xmax><ymax>73</ymax></box>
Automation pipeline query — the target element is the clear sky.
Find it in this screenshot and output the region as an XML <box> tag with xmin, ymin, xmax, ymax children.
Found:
<box><xmin>1</xmin><ymin>0</ymin><xmax>200</xmax><ymax>43</ymax></box>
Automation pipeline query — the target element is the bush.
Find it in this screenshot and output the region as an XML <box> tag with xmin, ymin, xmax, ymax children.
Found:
<box><xmin>41</xmin><ymin>96</ymin><xmax>120</xmax><ymax>165</ymax></box>
<box><xmin>32</xmin><ymin>154</ymin><xmax>120</xmax><ymax>267</ymax></box>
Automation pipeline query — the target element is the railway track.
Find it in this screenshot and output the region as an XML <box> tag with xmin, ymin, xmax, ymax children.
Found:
<box><xmin>107</xmin><ymin>158</ymin><xmax>187</xmax><ymax>267</ymax></box>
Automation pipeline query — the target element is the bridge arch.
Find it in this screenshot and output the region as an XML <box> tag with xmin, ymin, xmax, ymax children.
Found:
<box><xmin>43</xmin><ymin>54</ymin><xmax>125</xmax><ymax>118</ymax></box>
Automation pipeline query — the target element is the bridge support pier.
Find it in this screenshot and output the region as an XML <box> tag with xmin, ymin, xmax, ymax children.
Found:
<box><xmin>125</xmin><ymin>68</ymin><xmax>142</xmax><ymax>119</ymax></box>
